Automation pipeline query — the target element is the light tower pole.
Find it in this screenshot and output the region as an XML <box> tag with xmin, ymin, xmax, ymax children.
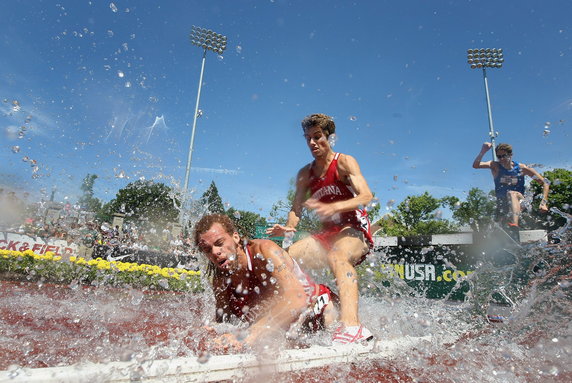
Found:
<box><xmin>467</xmin><ymin>48</ymin><xmax>504</xmax><ymax>161</ymax></box>
<box><xmin>183</xmin><ymin>26</ymin><xmax>227</xmax><ymax>194</ymax></box>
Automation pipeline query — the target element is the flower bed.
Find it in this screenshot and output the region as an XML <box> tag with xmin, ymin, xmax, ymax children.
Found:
<box><xmin>0</xmin><ymin>249</ymin><xmax>203</xmax><ymax>292</ymax></box>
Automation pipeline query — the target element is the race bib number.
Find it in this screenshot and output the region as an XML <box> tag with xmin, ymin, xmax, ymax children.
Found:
<box><xmin>357</xmin><ymin>210</ymin><xmax>370</xmax><ymax>232</ymax></box>
<box><xmin>313</xmin><ymin>293</ymin><xmax>330</xmax><ymax>315</ymax></box>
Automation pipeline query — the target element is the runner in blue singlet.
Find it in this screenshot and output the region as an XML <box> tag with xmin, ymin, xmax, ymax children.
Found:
<box><xmin>472</xmin><ymin>142</ymin><xmax>550</xmax><ymax>230</ymax></box>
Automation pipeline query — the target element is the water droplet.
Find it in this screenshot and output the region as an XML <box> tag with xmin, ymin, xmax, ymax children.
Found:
<box><xmin>269</xmin><ymin>276</ymin><xmax>277</xmax><ymax>284</ymax></box>
<box><xmin>130</xmin><ymin>290</ymin><xmax>144</xmax><ymax>305</ymax></box>
<box><xmin>386</xmin><ymin>199</ymin><xmax>395</xmax><ymax>208</ymax></box>
<box><xmin>115</xmin><ymin>170</ymin><xmax>126</xmax><ymax>178</ymax></box>
<box><xmin>11</xmin><ymin>146</ymin><xmax>20</xmax><ymax>153</ymax></box>
<box><xmin>265</xmin><ymin>259</ymin><xmax>275</xmax><ymax>272</ymax></box>
<box><xmin>236</xmin><ymin>45</ymin><xmax>243</xmax><ymax>54</ymax></box>
<box><xmin>328</xmin><ymin>133</ymin><xmax>337</xmax><ymax>147</ymax></box>
<box><xmin>22</xmin><ymin>156</ymin><xmax>29</xmax><ymax>162</ymax></box>
<box><xmin>11</xmin><ymin>100</ymin><xmax>21</xmax><ymax>112</ymax></box>
<box><xmin>349</xmin><ymin>115</ymin><xmax>357</xmax><ymax>121</ymax></box>
<box><xmin>7</xmin><ymin>365</ymin><xmax>21</xmax><ymax>379</ymax></box>
<box><xmin>109</xmin><ymin>3</ymin><xmax>118</xmax><ymax>12</ymax></box>
<box><xmin>117</xmin><ymin>70</ymin><xmax>124</xmax><ymax>78</ymax></box>
<box><xmin>233</xmin><ymin>211</ymin><xmax>241</xmax><ymax>219</ymax></box>
<box><xmin>197</xmin><ymin>351</ymin><xmax>211</xmax><ymax>364</ymax></box>
<box><xmin>366</xmin><ymin>198</ymin><xmax>379</xmax><ymax>211</ymax></box>
<box><xmin>125</xmin><ymin>81</ymin><xmax>131</xmax><ymax>88</ymax></box>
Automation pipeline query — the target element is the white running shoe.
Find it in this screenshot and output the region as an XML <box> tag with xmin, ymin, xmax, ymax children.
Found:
<box><xmin>332</xmin><ymin>325</ymin><xmax>373</xmax><ymax>344</ymax></box>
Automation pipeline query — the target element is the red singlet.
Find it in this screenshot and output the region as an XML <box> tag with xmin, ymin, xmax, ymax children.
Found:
<box><xmin>228</xmin><ymin>243</ymin><xmax>334</xmax><ymax>330</ymax></box>
<box><xmin>308</xmin><ymin>152</ymin><xmax>374</xmax><ymax>256</ymax></box>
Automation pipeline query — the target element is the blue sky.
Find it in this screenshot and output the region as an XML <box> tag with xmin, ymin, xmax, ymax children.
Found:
<box><xmin>1</xmin><ymin>0</ymin><xmax>570</xmax><ymax>221</ymax></box>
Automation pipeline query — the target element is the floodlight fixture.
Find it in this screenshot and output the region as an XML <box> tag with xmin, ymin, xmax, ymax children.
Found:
<box><xmin>467</xmin><ymin>48</ymin><xmax>504</xmax><ymax>70</ymax></box>
<box><xmin>189</xmin><ymin>25</ymin><xmax>227</xmax><ymax>55</ymax></box>
<box><xmin>466</xmin><ymin>47</ymin><xmax>505</xmax><ymax>161</ymax></box>
<box><xmin>182</xmin><ymin>26</ymin><xmax>227</xmax><ymax>203</ymax></box>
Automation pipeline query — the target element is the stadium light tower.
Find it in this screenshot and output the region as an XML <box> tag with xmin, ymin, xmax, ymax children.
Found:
<box><xmin>183</xmin><ymin>26</ymin><xmax>227</xmax><ymax>194</ymax></box>
<box><xmin>467</xmin><ymin>48</ymin><xmax>504</xmax><ymax>161</ymax></box>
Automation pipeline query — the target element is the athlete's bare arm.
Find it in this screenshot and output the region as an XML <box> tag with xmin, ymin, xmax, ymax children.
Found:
<box><xmin>304</xmin><ymin>154</ymin><xmax>373</xmax><ymax>219</ymax></box>
<box><xmin>266</xmin><ymin>166</ymin><xmax>310</xmax><ymax>237</ymax></box>
<box><xmin>243</xmin><ymin>241</ymin><xmax>309</xmax><ymax>346</ymax></box>
<box><xmin>473</xmin><ymin>142</ymin><xmax>494</xmax><ymax>169</ymax></box>
<box><xmin>521</xmin><ymin>163</ymin><xmax>550</xmax><ymax>212</ymax></box>
<box><xmin>472</xmin><ymin>142</ymin><xmax>499</xmax><ymax>177</ymax></box>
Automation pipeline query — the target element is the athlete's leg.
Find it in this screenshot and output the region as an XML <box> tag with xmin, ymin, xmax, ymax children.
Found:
<box><xmin>322</xmin><ymin>299</ymin><xmax>339</xmax><ymax>328</ymax></box>
<box><xmin>287</xmin><ymin>236</ymin><xmax>329</xmax><ymax>270</ymax></box>
<box><xmin>327</xmin><ymin>228</ymin><xmax>369</xmax><ymax>327</ymax></box>
<box><xmin>507</xmin><ymin>191</ymin><xmax>524</xmax><ymax>226</ymax></box>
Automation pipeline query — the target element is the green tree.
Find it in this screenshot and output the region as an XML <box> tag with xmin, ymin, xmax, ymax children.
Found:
<box><xmin>376</xmin><ymin>192</ymin><xmax>457</xmax><ymax>236</ymax></box>
<box><xmin>200</xmin><ymin>181</ymin><xmax>225</xmax><ymax>214</ymax></box>
<box><xmin>530</xmin><ymin>168</ymin><xmax>572</xmax><ymax>229</ymax></box>
<box><xmin>365</xmin><ymin>192</ymin><xmax>382</xmax><ymax>223</ymax></box>
<box><xmin>269</xmin><ymin>178</ymin><xmax>321</xmax><ymax>234</ymax></box>
<box><xmin>226</xmin><ymin>208</ymin><xmax>267</xmax><ymax>239</ymax></box>
<box><xmin>77</xmin><ymin>174</ymin><xmax>102</xmax><ymax>213</ymax></box>
<box><xmin>100</xmin><ymin>180</ymin><xmax>180</xmax><ymax>227</ymax></box>
<box><xmin>443</xmin><ymin>188</ymin><xmax>496</xmax><ymax>232</ymax></box>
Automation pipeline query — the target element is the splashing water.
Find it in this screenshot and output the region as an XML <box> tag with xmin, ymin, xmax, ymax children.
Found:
<box><xmin>1</xmin><ymin>223</ymin><xmax>570</xmax><ymax>382</ymax></box>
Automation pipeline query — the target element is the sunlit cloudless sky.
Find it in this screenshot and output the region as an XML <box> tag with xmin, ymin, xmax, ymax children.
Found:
<box><xmin>1</xmin><ymin>0</ymin><xmax>570</xmax><ymax>220</ymax></box>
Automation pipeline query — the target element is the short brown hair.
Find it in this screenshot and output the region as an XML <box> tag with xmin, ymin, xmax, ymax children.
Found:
<box><xmin>193</xmin><ymin>214</ymin><xmax>236</xmax><ymax>246</ymax></box>
<box><xmin>301</xmin><ymin>113</ymin><xmax>336</xmax><ymax>137</ymax></box>
<box><xmin>495</xmin><ymin>143</ymin><xmax>513</xmax><ymax>155</ymax></box>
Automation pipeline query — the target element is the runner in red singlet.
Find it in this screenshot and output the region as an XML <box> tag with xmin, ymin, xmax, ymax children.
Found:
<box><xmin>194</xmin><ymin>214</ymin><xmax>338</xmax><ymax>351</ymax></box>
<box><xmin>266</xmin><ymin>113</ymin><xmax>374</xmax><ymax>344</ymax></box>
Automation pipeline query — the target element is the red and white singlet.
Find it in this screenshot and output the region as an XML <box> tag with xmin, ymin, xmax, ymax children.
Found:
<box><xmin>308</xmin><ymin>152</ymin><xmax>374</xmax><ymax>252</ymax></box>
